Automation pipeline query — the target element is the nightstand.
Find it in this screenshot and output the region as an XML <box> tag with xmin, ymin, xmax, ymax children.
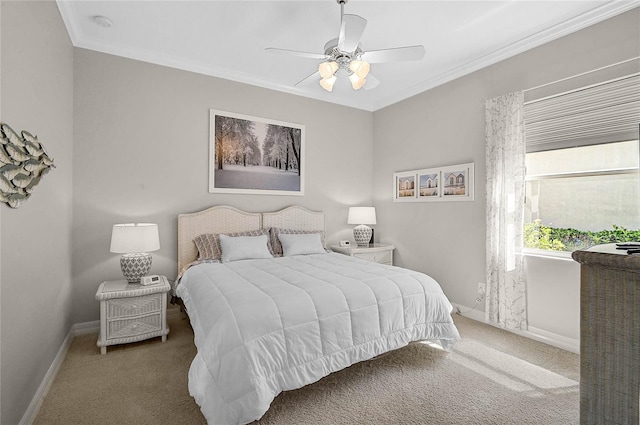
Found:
<box><xmin>331</xmin><ymin>243</ymin><xmax>395</xmax><ymax>265</ymax></box>
<box><xmin>95</xmin><ymin>276</ymin><xmax>171</xmax><ymax>354</ymax></box>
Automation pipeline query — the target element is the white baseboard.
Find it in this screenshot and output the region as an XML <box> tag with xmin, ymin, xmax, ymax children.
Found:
<box><xmin>20</xmin><ymin>307</ymin><xmax>184</xmax><ymax>425</ymax></box>
<box><xmin>523</xmin><ymin>326</ymin><xmax>580</xmax><ymax>354</ymax></box>
<box><xmin>73</xmin><ymin>320</ymin><xmax>100</xmax><ymax>335</ymax></box>
<box><xmin>452</xmin><ymin>303</ymin><xmax>580</xmax><ymax>354</ymax></box>
<box><xmin>19</xmin><ymin>327</ymin><xmax>74</xmax><ymax>425</ymax></box>
<box><xmin>452</xmin><ymin>303</ymin><xmax>485</xmax><ymax>322</ymax></box>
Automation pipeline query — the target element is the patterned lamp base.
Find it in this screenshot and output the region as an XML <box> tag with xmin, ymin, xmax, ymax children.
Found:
<box><xmin>120</xmin><ymin>253</ymin><xmax>152</xmax><ymax>283</ymax></box>
<box><xmin>353</xmin><ymin>224</ymin><xmax>372</xmax><ymax>247</ymax></box>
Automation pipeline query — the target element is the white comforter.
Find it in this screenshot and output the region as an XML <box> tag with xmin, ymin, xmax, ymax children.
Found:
<box><xmin>177</xmin><ymin>252</ymin><xmax>460</xmax><ymax>425</ymax></box>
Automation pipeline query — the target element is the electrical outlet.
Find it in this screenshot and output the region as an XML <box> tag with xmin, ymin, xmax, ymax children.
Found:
<box><xmin>473</xmin><ymin>282</ymin><xmax>486</xmax><ymax>305</ymax></box>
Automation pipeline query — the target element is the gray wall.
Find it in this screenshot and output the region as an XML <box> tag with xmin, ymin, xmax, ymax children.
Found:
<box><xmin>72</xmin><ymin>49</ymin><xmax>373</xmax><ymax>323</ymax></box>
<box><xmin>0</xmin><ymin>2</ymin><xmax>74</xmax><ymax>424</ymax></box>
<box><xmin>372</xmin><ymin>8</ymin><xmax>640</xmax><ymax>338</ymax></box>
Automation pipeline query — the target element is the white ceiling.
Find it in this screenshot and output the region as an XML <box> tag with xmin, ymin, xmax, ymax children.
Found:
<box><xmin>56</xmin><ymin>1</ymin><xmax>639</xmax><ymax>111</ymax></box>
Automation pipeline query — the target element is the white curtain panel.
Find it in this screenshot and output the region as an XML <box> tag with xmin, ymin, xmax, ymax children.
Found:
<box><xmin>485</xmin><ymin>91</ymin><xmax>528</xmax><ymax>330</ymax></box>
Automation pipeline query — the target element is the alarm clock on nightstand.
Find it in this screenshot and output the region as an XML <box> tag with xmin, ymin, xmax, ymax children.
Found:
<box><xmin>141</xmin><ymin>275</ymin><xmax>162</xmax><ymax>286</ymax></box>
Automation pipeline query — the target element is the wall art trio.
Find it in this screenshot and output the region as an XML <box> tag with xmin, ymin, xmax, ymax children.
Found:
<box><xmin>394</xmin><ymin>162</ymin><xmax>474</xmax><ymax>202</ymax></box>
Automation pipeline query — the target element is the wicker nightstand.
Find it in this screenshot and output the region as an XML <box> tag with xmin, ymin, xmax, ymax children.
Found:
<box><xmin>331</xmin><ymin>243</ymin><xmax>395</xmax><ymax>265</ymax></box>
<box><xmin>95</xmin><ymin>276</ymin><xmax>170</xmax><ymax>354</ymax></box>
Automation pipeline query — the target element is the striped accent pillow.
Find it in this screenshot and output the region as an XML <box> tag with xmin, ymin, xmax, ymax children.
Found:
<box><xmin>269</xmin><ymin>227</ymin><xmax>326</xmax><ymax>257</ymax></box>
<box><xmin>194</xmin><ymin>229</ymin><xmax>272</xmax><ymax>261</ymax></box>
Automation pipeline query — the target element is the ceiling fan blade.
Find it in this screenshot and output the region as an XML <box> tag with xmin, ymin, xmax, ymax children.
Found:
<box><xmin>361</xmin><ymin>45</ymin><xmax>425</xmax><ymax>63</ymax></box>
<box><xmin>295</xmin><ymin>71</ymin><xmax>320</xmax><ymax>87</ymax></box>
<box><xmin>338</xmin><ymin>14</ymin><xmax>367</xmax><ymax>52</ymax></box>
<box><xmin>364</xmin><ymin>73</ymin><xmax>380</xmax><ymax>90</ymax></box>
<box><xmin>265</xmin><ymin>47</ymin><xmax>328</xmax><ymax>61</ymax></box>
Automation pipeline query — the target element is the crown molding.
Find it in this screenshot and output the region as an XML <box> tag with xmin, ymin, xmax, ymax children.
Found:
<box><xmin>372</xmin><ymin>1</ymin><xmax>640</xmax><ymax>111</ymax></box>
<box><xmin>57</xmin><ymin>1</ymin><xmax>638</xmax><ymax>112</ymax></box>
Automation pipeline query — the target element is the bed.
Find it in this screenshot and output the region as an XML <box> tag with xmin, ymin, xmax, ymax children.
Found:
<box><xmin>175</xmin><ymin>205</ymin><xmax>460</xmax><ymax>425</ymax></box>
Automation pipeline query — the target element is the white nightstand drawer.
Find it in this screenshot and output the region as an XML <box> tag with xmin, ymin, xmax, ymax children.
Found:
<box><xmin>106</xmin><ymin>293</ymin><xmax>162</xmax><ymax>318</ymax></box>
<box><xmin>331</xmin><ymin>243</ymin><xmax>395</xmax><ymax>265</ymax></box>
<box><xmin>108</xmin><ymin>313</ymin><xmax>162</xmax><ymax>339</ymax></box>
<box><xmin>354</xmin><ymin>251</ymin><xmax>392</xmax><ymax>264</ymax></box>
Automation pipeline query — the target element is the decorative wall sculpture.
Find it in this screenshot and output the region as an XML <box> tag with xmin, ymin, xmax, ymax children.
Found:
<box><xmin>0</xmin><ymin>123</ymin><xmax>55</xmax><ymax>208</ymax></box>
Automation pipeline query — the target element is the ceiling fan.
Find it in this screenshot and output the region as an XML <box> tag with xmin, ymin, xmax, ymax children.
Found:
<box><xmin>266</xmin><ymin>0</ymin><xmax>425</xmax><ymax>92</ymax></box>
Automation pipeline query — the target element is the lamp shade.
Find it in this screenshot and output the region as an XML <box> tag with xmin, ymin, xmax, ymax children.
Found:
<box><xmin>110</xmin><ymin>223</ymin><xmax>160</xmax><ymax>253</ymax></box>
<box><xmin>349</xmin><ymin>73</ymin><xmax>366</xmax><ymax>90</ymax></box>
<box><xmin>347</xmin><ymin>207</ymin><xmax>377</xmax><ymax>225</ymax></box>
<box><xmin>319</xmin><ymin>75</ymin><xmax>337</xmax><ymax>92</ymax></box>
<box><xmin>349</xmin><ymin>60</ymin><xmax>370</xmax><ymax>79</ymax></box>
<box><xmin>318</xmin><ymin>61</ymin><xmax>338</xmax><ymax>79</ymax></box>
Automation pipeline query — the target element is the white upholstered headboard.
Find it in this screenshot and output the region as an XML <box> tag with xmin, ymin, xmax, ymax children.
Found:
<box><xmin>177</xmin><ymin>205</ymin><xmax>325</xmax><ymax>273</ymax></box>
<box><xmin>262</xmin><ymin>206</ymin><xmax>325</xmax><ymax>232</ymax></box>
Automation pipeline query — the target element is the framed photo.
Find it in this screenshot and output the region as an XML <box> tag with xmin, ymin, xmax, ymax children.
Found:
<box><xmin>441</xmin><ymin>162</ymin><xmax>474</xmax><ymax>201</ymax></box>
<box><xmin>209</xmin><ymin>109</ymin><xmax>305</xmax><ymax>195</ymax></box>
<box><xmin>393</xmin><ymin>171</ymin><xmax>417</xmax><ymax>201</ymax></box>
<box><xmin>393</xmin><ymin>162</ymin><xmax>474</xmax><ymax>202</ymax></box>
<box><xmin>418</xmin><ymin>168</ymin><xmax>441</xmax><ymax>199</ymax></box>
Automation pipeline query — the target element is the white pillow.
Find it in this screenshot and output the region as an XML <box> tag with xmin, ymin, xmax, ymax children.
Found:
<box><xmin>218</xmin><ymin>234</ymin><xmax>274</xmax><ymax>262</ymax></box>
<box><xmin>278</xmin><ymin>233</ymin><xmax>326</xmax><ymax>256</ymax></box>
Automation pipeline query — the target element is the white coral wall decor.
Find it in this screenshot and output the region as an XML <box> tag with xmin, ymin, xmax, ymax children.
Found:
<box><xmin>0</xmin><ymin>123</ymin><xmax>55</xmax><ymax>208</ymax></box>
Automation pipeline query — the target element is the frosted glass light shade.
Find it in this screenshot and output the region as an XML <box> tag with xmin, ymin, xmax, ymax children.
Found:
<box><xmin>318</xmin><ymin>61</ymin><xmax>339</xmax><ymax>79</ymax></box>
<box><xmin>349</xmin><ymin>73</ymin><xmax>366</xmax><ymax>90</ymax></box>
<box><xmin>347</xmin><ymin>207</ymin><xmax>377</xmax><ymax>225</ymax></box>
<box><xmin>349</xmin><ymin>60</ymin><xmax>370</xmax><ymax>79</ymax></box>
<box><xmin>320</xmin><ymin>75</ymin><xmax>337</xmax><ymax>92</ymax></box>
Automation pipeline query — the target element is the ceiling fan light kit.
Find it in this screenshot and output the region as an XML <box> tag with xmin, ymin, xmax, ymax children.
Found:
<box><xmin>318</xmin><ymin>61</ymin><xmax>339</xmax><ymax>79</ymax></box>
<box><xmin>349</xmin><ymin>60</ymin><xmax>370</xmax><ymax>78</ymax></box>
<box><xmin>266</xmin><ymin>0</ymin><xmax>425</xmax><ymax>93</ymax></box>
<box><xmin>349</xmin><ymin>72</ymin><xmax>366</xmax><ymax>90</ymax></box>
<box><xmin>320</xmin><ymin>75</ymin><xmax>338</xmax><ymax>92</ymax></box>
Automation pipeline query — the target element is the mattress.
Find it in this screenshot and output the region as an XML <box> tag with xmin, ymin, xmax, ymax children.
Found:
<box><xmin>176</xmin><ymin>252</ymin><xmax>460</xmax><ymax>425</ymax></box>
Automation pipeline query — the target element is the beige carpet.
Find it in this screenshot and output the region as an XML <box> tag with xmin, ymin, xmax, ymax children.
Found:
<box><xmin>33</xmin><ymin>311</ymin><xmax>579</xmax><ymax>425</ymax></box>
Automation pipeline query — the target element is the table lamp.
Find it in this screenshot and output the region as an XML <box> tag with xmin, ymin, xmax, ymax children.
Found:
<box><xmin>110</xmin><ymin>223</ymin><xmax>160</xmax><ymax>283</ymax></box>
<box><xmin>347</xmin><ymin>207</ymin><xmax>376</xmax><ymax>246</ymax></box>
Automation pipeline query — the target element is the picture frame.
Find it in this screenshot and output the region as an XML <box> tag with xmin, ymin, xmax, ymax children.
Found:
<box><xmin>393</xmin><ymin>170</ymin><xmax>417</xmax><ymax>201</ymax></box>
<box><xmin>393</xmin><ymin>162</ymin><xmax>474</xmax><ymax>202</ymax></box>
<box><xmin>417</xmin><ymin>168</ymin><xmax>441</xmax><ymax>200</ymax></box>
<box><xmin>209</xmin><ymin>109</ymin><xmax>305</xmax><ymax>196</ymax></box>
<box><xmin>441</xmin><ymin>162</ymin><xmax>474</xmax><ymax>201</ymax></box>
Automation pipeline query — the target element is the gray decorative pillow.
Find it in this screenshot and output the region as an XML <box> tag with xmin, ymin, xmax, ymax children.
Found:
<box><xmin>193</xmin><ymin>233</ymin><xmax>221</xmax><ymax>261</ymax></box>
<box><xmin>194</xmin><ymin>229</ymin><xmax>272</xmax><ymax>260</ymax></box>
<box><xmin>269</xmin><ymin>227</ymin><xmax>326</xmax><ymax>257</ymax></box>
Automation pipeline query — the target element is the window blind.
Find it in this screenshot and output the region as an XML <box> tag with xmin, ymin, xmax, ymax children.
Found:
<box><xmin>524</xmin><ymin>73</ymin><xmax>640</xmax><ymax>152</ymax></box>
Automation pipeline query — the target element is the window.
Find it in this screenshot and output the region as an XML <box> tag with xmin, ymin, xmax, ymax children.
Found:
<box><xmin>523</xmin><ymin>73</ymin><xmax>640</xmax><ymax>252</ymax></box>
<box><xmin>524</xmin><ymin>140</ymin><xmax>639</xmax><ymax>252</ymax></box>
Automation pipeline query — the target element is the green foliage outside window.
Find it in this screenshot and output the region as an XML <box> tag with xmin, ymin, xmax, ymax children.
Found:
<box><xmin>524</xmin><ymin>220</ymin><xmax>640</xmax><ymax>252</ymax></box>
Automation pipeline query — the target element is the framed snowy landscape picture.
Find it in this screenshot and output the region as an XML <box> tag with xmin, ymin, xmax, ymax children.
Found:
<box><xmin>209</xmin><ymin>109</ymin><xmax>305</xmax><ymax>195</ymax></box>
